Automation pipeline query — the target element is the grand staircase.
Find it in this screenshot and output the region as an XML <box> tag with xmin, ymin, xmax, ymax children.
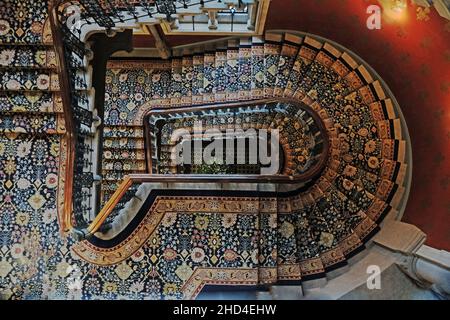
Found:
<box><xmin>0</xmin><ymin>0</ymin><xmax>411</xmax><ymax>300</ymax></box>
<box><xmin>73</xmin><ymin>31</ymin><xmax>410</xmax><ymax>298</ymax></box>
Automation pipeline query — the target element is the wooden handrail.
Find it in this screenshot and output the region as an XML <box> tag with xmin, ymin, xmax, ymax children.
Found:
<box><xmin>49</xmin><ymin>0</ymin><xmax>76</xmax><ymax>232</ymax></box>
<box><xmin>82</xmin><ymin>100</ymin><xmax>332</xmax><ymax>238</ymax></box>
<box><xmin>83</xmin><ymin>172</ymin><xmax>323</xmax><ymax>237</ymax></box>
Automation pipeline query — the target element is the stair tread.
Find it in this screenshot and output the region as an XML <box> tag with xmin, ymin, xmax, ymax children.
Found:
<box><xmin>0</xmin><ymin>113</ymin><xmax>66</xmax><ymax>134</ymax></box>
<box><xmin>0</xmin><ymin>92</ymin><xmax>63</xmax><ymax>113</ymax></box>
<box><xmin>0</xmin><ymin>46</ymin><xmax>56</xmax><ymax>69</ymax></box>
<box><xmin>0</xmin><ymin>70</ymin><xmax>59</xmax><ymax>91</ymax></box>
<box><xmin>103</xmin><ymin>126</ymin><xmax>145</xmax><ymax>138</ymax></box>
<box><xmin>237</xmin><ymin>37</ymin><xmax>252</xmax><ymax>101</ymax></box>
<box><xmin>273</xmin><ymin>34</ymin><xmax>302</xmax><ymax>97</ymax></box>
<box><xmin>202</xmin><ymin>52</ymin><xmax>216</xmax><ymax>104</ymax></box>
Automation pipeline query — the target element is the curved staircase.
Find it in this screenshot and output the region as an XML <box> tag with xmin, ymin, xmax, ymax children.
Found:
<box><xmin>73</xmin><ymin>31</ymin><xmax>410</xmax><ymax>298</ymax></box>
<box><xmin>0</xmin><ymin>0</ymin><xmax>411</xmax><ymax>300</ymax></box>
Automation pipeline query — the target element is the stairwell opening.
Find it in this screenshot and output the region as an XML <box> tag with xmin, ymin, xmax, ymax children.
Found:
<box><xmin>144</xmin><ymin>99</ymin><xmax>329</xmax><ymax>181</ymax></box>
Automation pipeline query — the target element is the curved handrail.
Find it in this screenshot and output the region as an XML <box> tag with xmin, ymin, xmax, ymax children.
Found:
<box><xmin>80</xmin><ymin>98</ymin><xmax>332</xmax><ymax>238</ymax></box>
<box><xmin>145</xmin><ymin>98</ymin><xmax>330</xmax><ymax>181</ymax></box>
<box><xmin>82</xmin><ymin>172</ymin><xmax>322</xmax><ymax>238</ymax></box>
<box><xmin>49</xmin><ymin>0</ymin><xmax>76</xmax><ymax>231</ymax></box>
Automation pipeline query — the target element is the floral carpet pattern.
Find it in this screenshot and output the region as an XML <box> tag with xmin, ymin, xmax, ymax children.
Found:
<box><xmin>0</xmin><ymin>0</ymin><xmax>447</xmax><ymax>300</ymax></box>
<box><xmin>85</xmin><ymin>24</ymin><xmax>409</xmax><ymax>298</ymax></box>
<box><xmin>265</xmin><ymin>0</ymin><xmax>450</xmax><ymax>251</ymax></box>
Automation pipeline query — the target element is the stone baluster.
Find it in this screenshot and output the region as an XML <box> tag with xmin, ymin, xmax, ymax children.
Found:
<box><xmin>208</xmin><ymin>10</ymin><xmax>218</xmax><ymax>29</ymax></box>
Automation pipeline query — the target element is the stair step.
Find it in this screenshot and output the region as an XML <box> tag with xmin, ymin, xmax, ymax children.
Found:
<box><xmin>0</xmin><ymin>92</ymin><xmax>62</xmax><ymax>113</ymax></box>
<box><xmin>297</xmin><ymin>43</ymin><xmax>344</xmax><ymax>105</ymax></box>
<box><xmin>103</xmin><ymin>149</ymin><xmax>146</xmax><ymax>161</ymax></box>
<box><xmin>103</xmin><ymin>160</ymin><xmax>147</xmax><ymax>172</ymax></box>
<box><xmin>225</xmin><ymin>40</ymin><xmax>240</xmax><ymax>102</ymax></box>
<box><xmin>203</xmin><ymin>52</ymin><xmax>216</xmax><ymax>104</ymax></box>
<box><xmin>102</xmin><ymin>170</ymin><xmax>146</xmax><ymax>181</ymax></box>
<box><xmin>101</xmin><ymin>182</ymin><xmax>122</xmax><ymax>193</ymax></box>
<box><xmin>0</xmin><ymin>0</ymin><xmax>51</xmax><ymax>46</ymax></box>
<box><xmin>170</xmin><ymin>57</ymin><xmax>184</xmax><ymax>106</ymax></box>
<box><xmin>214</xmin><ymin>48</ymin><xmax>228</xmax><ymax>103</ymax></box>
<box><xmin>169</xmin><ymin>54</ymin><xmax>195</xmax><ymax>107</ymax></box>
<box><xmin>94</xmin><ymin>32</ymin><xmax>411</xmax><ymax>287</ymax></box>
<box><xmin>273</xmin><ymin>34</ymin><xmax>302</xmax><ymax>97</ymax></box>
<box><xmin>237</xmin><ymin>37</ymin><xmax>252</xmax><ymax>101</ymax></box>
<box><xmin>181</xmin><ymin>55</ymin><xmax>194</xmax><ymax>106</ymax></box>
<box><xmin>0</xmin><ymin>113</ymin><xmax>65</xmax><ymax>134</ymax></box>
<box><xmin>0</xmin><ymin>46</ymin><xmax>56</xmax><ymax>69</ymax></box>
<box><xmin>263</xmin><ymin>33</ymin><xmax>283</xmax><ymax>97</ymax></box>
<box><xmin>103</xmin><ymin>137</ymin><xmax>145</xmax><ymax>149</ymax></box>
<box><xmin>284</xmin><ymin>36</ymin><xmax>323</xmax><ymax>98</ymax></box>
<box><xmin>331</xmin><ymin>51</ymin><xmax>359</xmax><ymax>78</ymax></box>
<box><xmin>251</xmin><ymin>36</ymin><xmax>265</xmax><ymax>99</ymax></box>
<box><xmin>0</xmin><ymin>70</ymin><xmax>59</xmax><ymax>91</ymax></box>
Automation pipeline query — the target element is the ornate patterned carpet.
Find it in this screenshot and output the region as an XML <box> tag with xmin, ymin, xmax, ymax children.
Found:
<box><xmin>263</xmin><ymin>0</ymin><xmax>450</xmax><ymax>252</ymax></box>
<box><xmin>0</xmin><ymin>0</ymin><xmax>445</xmax><ymax>300</ymax></box>
<box><xmin>81</xmin><ymin>30</ymin><xmax>408</xmax><ymax>299</ymax></box>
